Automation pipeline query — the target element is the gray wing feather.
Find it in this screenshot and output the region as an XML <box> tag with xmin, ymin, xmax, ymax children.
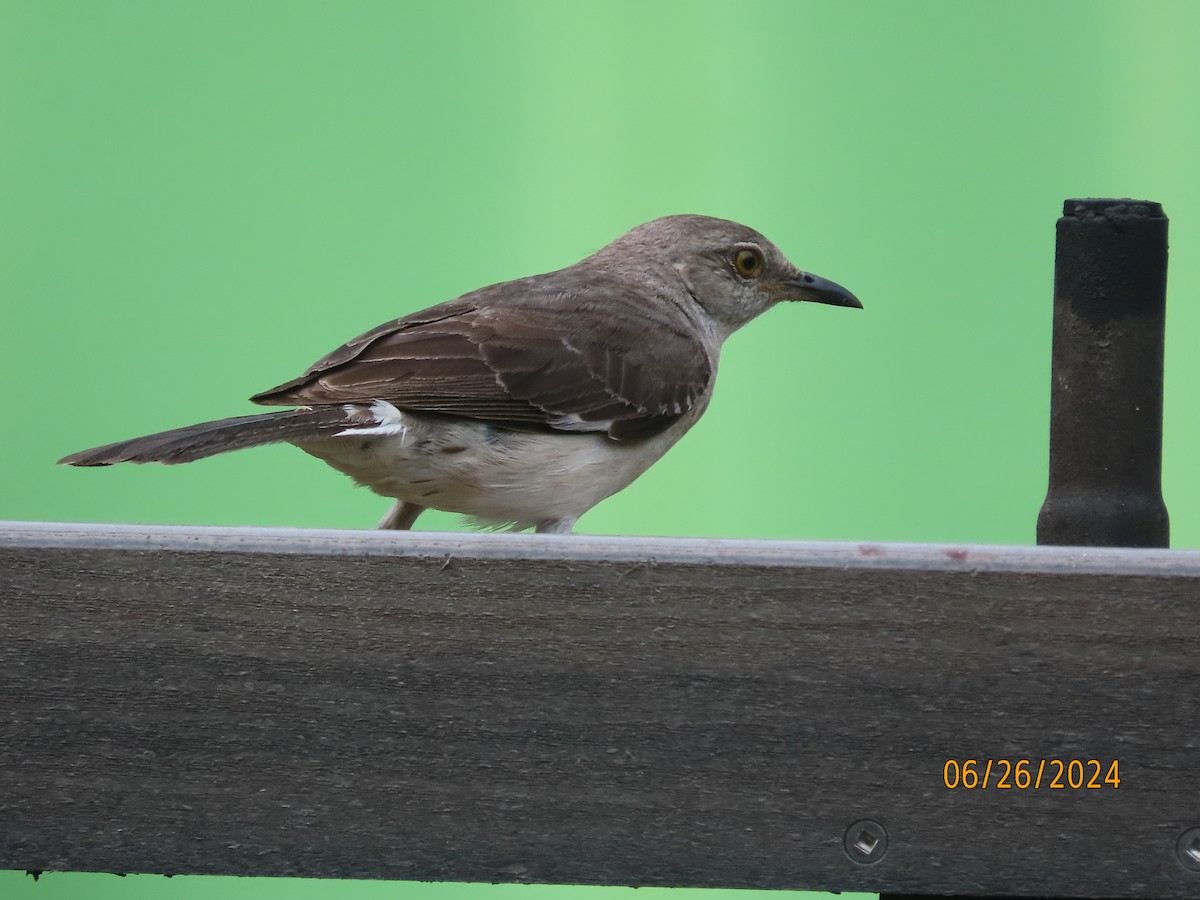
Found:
<box><xmin>251</xmin><ymin>273</ymin><xmax>712</xmax><ymax>441</ymax></box>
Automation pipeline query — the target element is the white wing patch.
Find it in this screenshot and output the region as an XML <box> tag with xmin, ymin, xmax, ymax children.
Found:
<box><xmin>337</xmin><ymin>400</ymin><xmax>410</xmax><ymax>443</ymax></box>
<box><xmin>547</xmin><ymin>412</ymin><xmax>612</xmax><ymax>433</ymax></box>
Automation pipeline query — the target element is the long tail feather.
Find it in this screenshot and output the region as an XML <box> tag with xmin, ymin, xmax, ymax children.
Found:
<box><xmin>59</xmin><ymin>407</ymin><xmax>353</xmax><ymax>466</ymax></box>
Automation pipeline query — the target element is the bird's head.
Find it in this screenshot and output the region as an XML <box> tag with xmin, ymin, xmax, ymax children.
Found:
<box><xmin>598</xmin><ymin>214</ymin><xmax>862</xmax><ymax>335</ymax></box>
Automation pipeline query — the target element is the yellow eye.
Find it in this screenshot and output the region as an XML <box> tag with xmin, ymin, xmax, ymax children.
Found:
<box><xmin>733</xmin><ymin>247</ymin><xmax>764</xmax><ymax>278</ymax></box>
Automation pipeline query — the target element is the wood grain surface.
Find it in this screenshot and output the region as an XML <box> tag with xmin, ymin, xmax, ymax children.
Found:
<box><xmin>3</xmin><ymin>521</ymin><xmax>1199</xmax><ymax>896</ymax></box>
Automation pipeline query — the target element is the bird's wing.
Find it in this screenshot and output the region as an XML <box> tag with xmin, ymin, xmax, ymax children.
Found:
<box><xmin>250</xmin><ymin>277</ymin><xmax>712</xmax><ymax>441</ymax></box>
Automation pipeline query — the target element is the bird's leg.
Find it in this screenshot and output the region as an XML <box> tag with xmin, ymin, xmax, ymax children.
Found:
<box><xmin>535</xmin><ymin>517</ymin><xmax>577</xmax><ymax>535</ymax></box>
<box><xmin>378</xmin><ymin>501</ymin><xmax>426</xmax><ymax>530</ymax></box>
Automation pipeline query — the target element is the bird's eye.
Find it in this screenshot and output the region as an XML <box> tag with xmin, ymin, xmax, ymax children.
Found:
<box><xmin>733</xmin><ymin>247</ymin><xmax>764</xmax><ymax>278</ymax></box>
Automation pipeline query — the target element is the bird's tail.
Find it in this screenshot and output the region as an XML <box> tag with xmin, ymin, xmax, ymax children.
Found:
<box><xmin>59</xmin><ymin>407</ymin><xmax>354</xmax><ymax>466</ymax></box>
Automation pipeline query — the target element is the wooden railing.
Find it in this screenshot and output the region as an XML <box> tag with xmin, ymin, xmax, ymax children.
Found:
<box><xmin>3</xmin><ymin>523</ymin><xmax>1199</xmax><ymax>895</ymax></box>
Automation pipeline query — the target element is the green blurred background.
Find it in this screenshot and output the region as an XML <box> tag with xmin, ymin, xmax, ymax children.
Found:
<box><xmin>2</xmin><ymin>0</ymin><xmax>1198</xmax><ymax>897</ymax></box>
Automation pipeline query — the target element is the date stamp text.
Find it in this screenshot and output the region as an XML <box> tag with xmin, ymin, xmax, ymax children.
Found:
<box><xmin>943</xmin><ymin>758</ymin><xmax>1120</xmax><ymax>790</ymax></box>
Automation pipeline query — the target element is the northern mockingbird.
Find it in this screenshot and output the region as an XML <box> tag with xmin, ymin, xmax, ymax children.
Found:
<box><xmin>61</xmin><ymin>215</ymin><xmax>861</xmax><ymax>533</ymax></box>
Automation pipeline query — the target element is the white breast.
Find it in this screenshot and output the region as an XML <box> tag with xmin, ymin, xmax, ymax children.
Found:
<box><xmin>292</xmin><ymin>402</ymin><xmax>706</xmax><ymax>531</ymax></box>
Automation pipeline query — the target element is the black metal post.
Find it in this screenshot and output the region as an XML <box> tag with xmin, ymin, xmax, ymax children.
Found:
<box><xmin>1036</xmin><ymin>198</ymin><xmax>1170</xmax><ymax>548</ymax></box>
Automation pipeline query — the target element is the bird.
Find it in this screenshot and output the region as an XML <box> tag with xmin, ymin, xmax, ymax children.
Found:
<box><xmin>60</xmin><ymin>215</ymin><xmax>861</xmax><ymax>533</ymax></box>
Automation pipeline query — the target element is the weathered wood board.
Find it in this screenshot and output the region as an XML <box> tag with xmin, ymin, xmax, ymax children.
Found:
<box><xmin>2</xmin><ymin>522</ymin><xmax>1199</xmax><ymax>896</ymax></box>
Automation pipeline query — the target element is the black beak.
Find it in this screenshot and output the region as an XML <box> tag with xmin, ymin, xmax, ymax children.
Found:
<box><xmin>785</xmin><ymin>272</ymin><xmax>863</xmax><ymax>309</ymax></box>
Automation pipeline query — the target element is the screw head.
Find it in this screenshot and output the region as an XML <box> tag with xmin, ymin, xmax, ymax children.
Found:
<box><xmin>844</xmin><ymin>819</ymin><xmax>888</xmax><ymax>865</ymax></box>
<box><xmin>1177</xmin><ymin>827</ymin><xmax>1200</xmax><ymax>872</ymax></box>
